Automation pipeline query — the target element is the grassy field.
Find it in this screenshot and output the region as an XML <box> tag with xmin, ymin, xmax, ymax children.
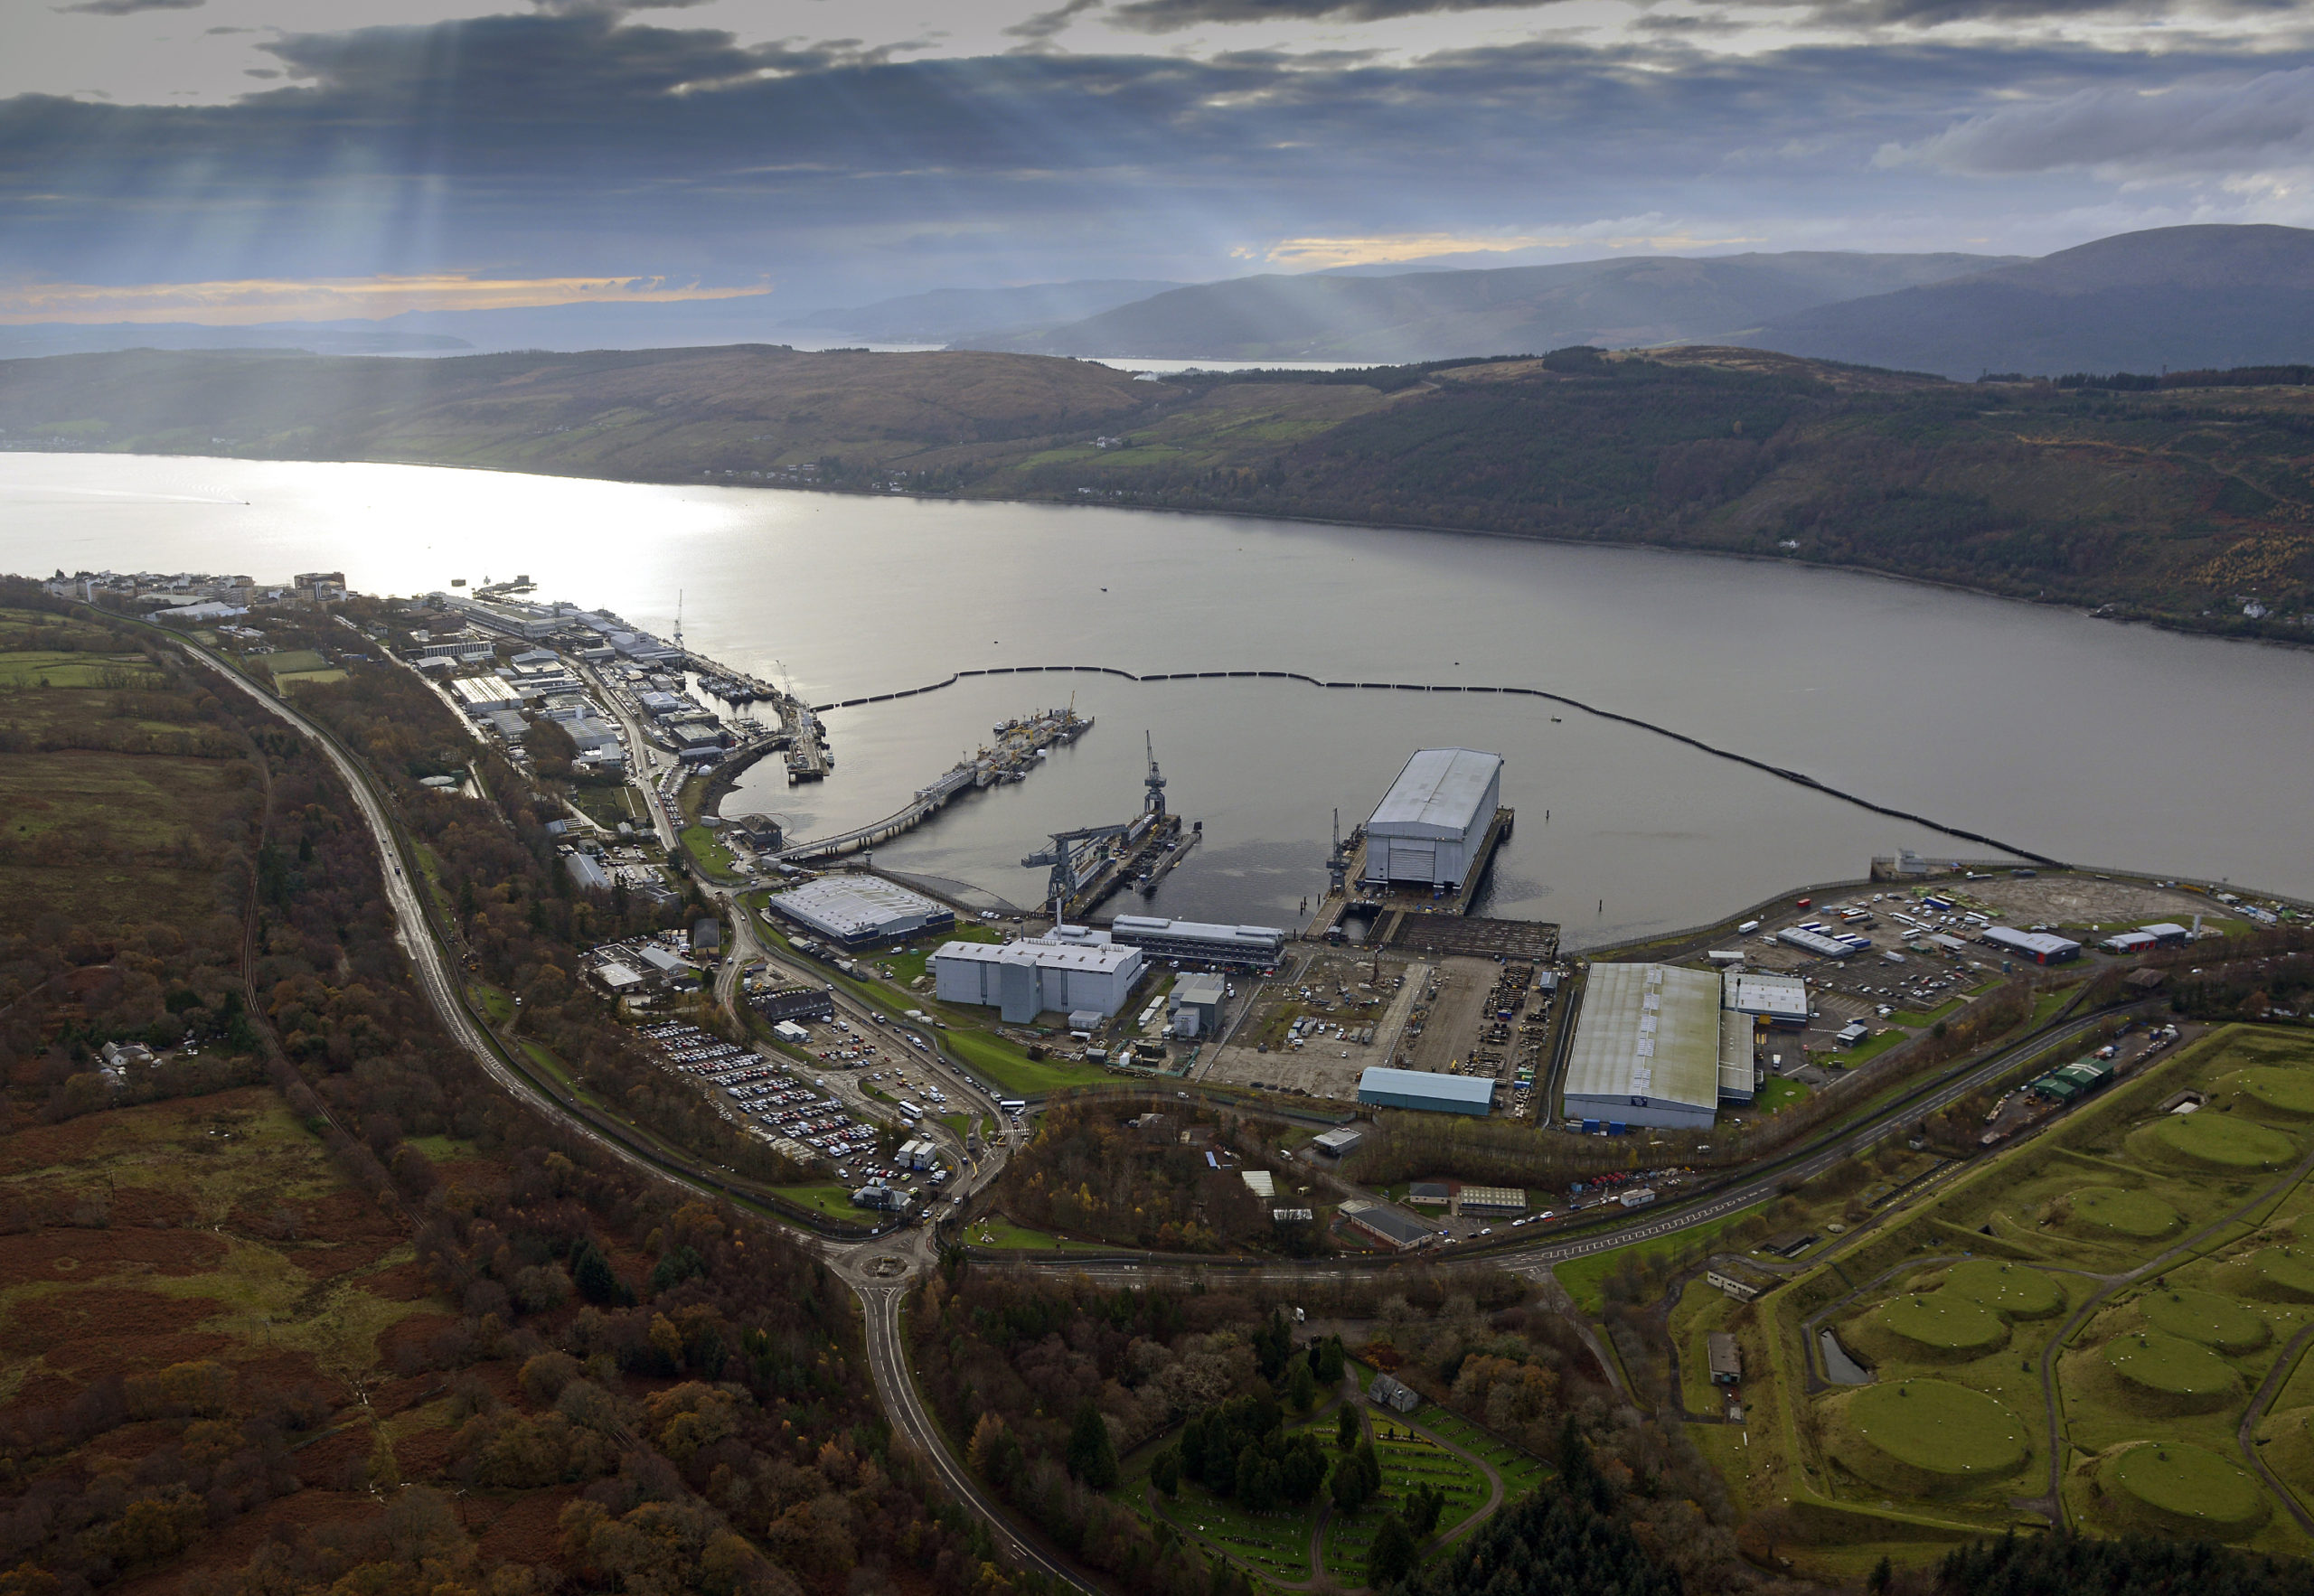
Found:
<box><xmin>1754</xmin><ymin>1077</ymin><xmax>1811</xmax><ymax>1113</ymax></box>
<box><xmin>965</xmin><ymin>1215</ymin><xmax>1113</xmax><ymax>1253</ymax></box>
<box><xmin>767</xmin><ymin>1181</ymin><xmax>864</xmax><ymax>1218</ymax></box>
<box><xmin>1736</xmin><ymin>1024</ymin><xmax>2314</xmax><ymax>1575</ymax></box>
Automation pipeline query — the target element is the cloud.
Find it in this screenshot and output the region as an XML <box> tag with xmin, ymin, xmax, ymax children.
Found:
<box><xmin>1108</xmin><ymin>0</ymin><xmax>1553</xmax><ymax>29</ymax></box>
<box><xmin>0</xmin><ymin>273</ymin><xmax>770</xmax><ymax>325</ymax></box>
<box><xmin>54</xmin><ymin>0</ymin><xmax>203</xmax><ymax>13</ymax></box>
<box><xmin>1883</xmin><ymin>66</ymin><xmax>2314</xmax><ymax>175</ymax></box>
<box><xmin>1006</xmin><ymin>0</ymin><xmax>1105</xmax><ymax>47</ymax></box>
<box><xmin>0</xmin><ymin>7</ymin><xmax>2309</xmax><ymax>308</ymax></box>
<box><xmin>1241</xmin><ymin>221</ymin><xmax>1764</xmax><ymax>268</ymax></box>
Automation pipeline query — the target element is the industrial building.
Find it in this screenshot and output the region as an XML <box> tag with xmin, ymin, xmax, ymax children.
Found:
<box><xmin>1338</xmin><ymin>1199</ymin><xmax>1433</xmax><ymax>1251</ymax></box>
<box><xmin>1357</xmin><ymin>1066</ymin><xmax>1493</xmax><ymax>1117</ymax></box>
<box><xmin>932</xmin><ymin>930</ymin><xmax>1145</xmax><ymax>1023</ymax></box>
<box><xmin>1724</xmin><ymin>971</ymin><xmax>1809</xmax><ymax>1028</ymax></box>
<box><xmin>754</xmin><ymin>985</ymin><xmax>834</xmax><ymax>1025</ymax></box>
<box><xmin>564</xmin><ymin>853</ymin><xmax>611</xmax><ymax>893</ymax></box>
<box><xmin>1980</xmin><ymin>925</ymin><xmax>2082</xmax><ymax>964</ymax></box>
<box><xmin>1361</xmin><ymin>747</ymin><xmax>1503</xmax><ymax>891</ymax></box>
<box><xmin>1777</xmin><ymin>926</ymin><xmax>1861</xmax><ymax>959</ymax></box>
<box><xmin>450</xmin><ymin>675</ymin><xmax>523</xmax><ymax>715</ymax></box>
<box><xmin>1107</xmin><ymin>915</ymin><xmax>1285</xmax><ymax>968</ymax></box>
<box><xmin>1312</xmin><ymin>1126</ymin><xmax>1364</xmax><ymax>1159</ymax></box>
<box><xmin>1170</xmin><ymin>972</ymin><xmax>1227</xmax><ymax>1039</ymax></box>
<box><xmin>1562</xmin><ymin>962</ymin><xmax>1725</xmax><ymax>1131</ymax></box>
<box><xmin>769</xmin><ymin>877</ymin><xmax>956</xmax><ymax>948</ymax></box>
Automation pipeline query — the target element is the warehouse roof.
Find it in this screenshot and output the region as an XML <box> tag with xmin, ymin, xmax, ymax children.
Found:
<box><xmin>1358</xmin><ymin>1066</ymin><xmax>1495</xmax><ymax>1112</ymax></box>
<box><xmin>935</xmin><ymin>938</ymin><xmax>1140</xmax><ymax>975</ymax></box>
<box><xmin>770</xmin><ymin>876</ymin><xmax>948</xmax><ymax>940</ymax></box>
<box><xmin>1725</xmin><ymin>971</ymin><xmax>1808</xmax><ymax>1019</ymax></box>
<box><xmin>1565</xmin><ymin>962</ymin><xmax>1723</xmax><ymax>1113</ymax></box>
<box><xmin>1368</xmin><ymin>748</ymin><xmax>1502</xmax><ymax>838</ymax></box>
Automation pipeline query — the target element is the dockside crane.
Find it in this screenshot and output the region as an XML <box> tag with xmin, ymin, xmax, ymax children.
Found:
<box><xmin>1143</xmin><ymin>730</ymin><xmax>1167</xmax><ymax>820</ymax></box>
<box><xmin>1022</xmin><ymin>823</ymin><xmax>1130</xmax><ymax>912</ymax></box>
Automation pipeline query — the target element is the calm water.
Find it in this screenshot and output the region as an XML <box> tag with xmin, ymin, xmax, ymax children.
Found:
<box><xmin>5</xmin><ymin>453</ymin><xmax>2309</xmax><ymax>945</ymax></box>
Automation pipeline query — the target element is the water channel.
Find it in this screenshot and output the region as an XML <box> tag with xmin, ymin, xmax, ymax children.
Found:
<box><xmin>5</xmin><ymin>453</ymin><xmax>2309</xmax><ymax>944</ymax></box>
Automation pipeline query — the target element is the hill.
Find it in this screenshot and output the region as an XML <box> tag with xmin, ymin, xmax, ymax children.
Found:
<box><xmin>1737</xmin><ymin>225</ymin><xmax>2314</xmax><ymax>379</ymax></box>
<box><xmin>5</xmin><ymin>342</ymin><xmax>2312</xmax><ymax>633</ymax></box>
<box><xmin>789</xmin><ymin>277</ymin><xmax>1186</xmax><ymax>343</ymax></box>
<box><xmin>964</xmin><ymin>251</ymin><xmax>2014</xmax><ymax>362</ymax></box>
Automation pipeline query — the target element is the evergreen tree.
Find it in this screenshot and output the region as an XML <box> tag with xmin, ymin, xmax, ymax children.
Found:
<box><xmin>1337</xmin><ymin>1402</ymin><xmax>1360</xmax><ymax>1450</ymax></box>
<box><xmin>1287</xmin><ymin>1353</ymin><xmax>1317</xmax><ymax>1413</ymax></box>
<box><xmin>1369</xmin><ymin>1515</ymin><xmax>1417</xmax><ymax>1588</ymax></box>
<box><xmin>1068</xmin><ymin>1400</ymin><xmax>1118</xmax><ymax>1489</ymax></box>
<box><xmin>1151</xmin><ymin>1447</ymin><xmax>1181</xmax><ymax>1497</ymax></box>
<box><xmin>1316</xmin><ymin>1335</ymin><xmax>1346</xmax><ymax>1384</ymax></box>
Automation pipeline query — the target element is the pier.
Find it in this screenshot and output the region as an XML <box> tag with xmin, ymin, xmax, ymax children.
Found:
<box><xmin>775</xmin><ymin>707</ymin><xmax>1088</xmax><ymax>862</ymax></box>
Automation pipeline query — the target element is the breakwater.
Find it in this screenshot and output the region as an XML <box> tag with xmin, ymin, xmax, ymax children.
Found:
<box><xmin>812</xmin><ymin>664</ymin><xmax>2062</xmax><ymax>868</ymax></box>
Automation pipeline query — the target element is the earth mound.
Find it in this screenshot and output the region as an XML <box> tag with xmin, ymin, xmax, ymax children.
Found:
<box><xmin>1830</xmin><ymin>1380</ymin><xmax>2029</xmax><ymax>1497</ymax></box>
<box><xmin>1942</xmin><ymin>1260</ymin><xmax>2064</xmax><ymax>1319</ymax></box>
<box><xmin>2139</xmin><ymin>1287</ymin><xmax>2271</xmax><ymax>1354</ymax></box>
<box><xmin>2102</xmin><ymin>1328</ymin><xmax>2241</xmax><ymax>1412</ymax></box>
<box><xmin>2102</xmin><ymin>1441</ymin><xmax>2268</xmax><ymax>1536</ymax></box>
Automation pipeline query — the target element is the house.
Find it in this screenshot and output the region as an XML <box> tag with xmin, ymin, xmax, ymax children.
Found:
<box><xmin>1367</xmin><ymin>1374</ymin><xmax>1422</xmax><ymax>1413</ymax></box>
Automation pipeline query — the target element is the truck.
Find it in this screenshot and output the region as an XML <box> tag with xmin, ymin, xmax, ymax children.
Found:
<box><xmin>1619</xmin><ymin>1187</ymin><xmax>1658</xmax><ymax>1208</ymax></box>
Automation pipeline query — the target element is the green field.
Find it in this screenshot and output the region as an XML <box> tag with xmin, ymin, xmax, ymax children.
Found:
<box><xmin>2066</xmin><ymin>1186</ymin><xmax>2183</xmax><ymax>1239</ymax></box>
<box><xmin>1755</xmin><ymin>1077</ymin><xmax>1812</xmax><ymax>1113</ymax></box>
<box><xmin>966</xmin><ymin>1215</ymin><xmax>1111</xmax><ymax>1253</ymax></box>
<box><xmin>1834</xmin><ymin>1381</ymin><xmax>2030</xmax><ymax>1490</ymax></box>
<box><xmin>2102</xmin><ymin>1330</ymin><xmax>2241</xmax><ymax>1402</ymax></box>
<box><xmin>2140</xmin><ymin>1288</ymin><xmax>2272</xmax><ymax>1354</ymax></box>
<box><xmin>2241</xmin><ymin>1067</ymin><xmax>2314</xmax><ymax>1117</ymax></box>
<box><xmin>767</xmin><ymin>1181</ymin><xmax>864</xmax><ymax>1218</ymax></box>
<box><xmin>1942</xmin><ymin>1260</ymin><xmax>2065</xmax><ymax>1319</ymax></box>
<box><xmin>2141</xmin><ymin>1113</ymin><xmax>2297</xmax><ymax>1171</ymax></box>
<box><xmin>2102</xmin><ymin>1442</ymin><xmax>2270</xmax><ymax>1533</ymax></box>
<box><xmin>1877</xmin><ymin>1291</ymin><xmax>2009</xmax><ymax>1357</ymax></box>
<box><xmin>1740</xmin><ymin>1025</ymin><xmax>2314</xmax><ymax>1574</ymax></box>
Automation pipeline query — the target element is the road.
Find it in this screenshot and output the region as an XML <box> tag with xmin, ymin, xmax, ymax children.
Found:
<box><xmin>164</xmin><ymin>636</ymin><xmax>2158</xmax><ymax>1596</ymax></box>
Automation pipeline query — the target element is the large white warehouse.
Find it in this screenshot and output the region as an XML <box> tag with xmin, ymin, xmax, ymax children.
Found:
<box><xmin>933</xmin><ymin>930</ymin><xmax>1145</xmax><ymax>1023</ymax></box>
<box><xmin>1562</xmin><ymin>962</ymin><xmax>1726</xmax><ymax>1131</ymax></box>
<box><xmin>1361</xmin><ymin>748</ymin><xmax>1502</xmax><ymax>891</ymax></box>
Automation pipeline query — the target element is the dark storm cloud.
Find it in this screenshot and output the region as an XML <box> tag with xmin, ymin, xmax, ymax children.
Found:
<box><xmin>0</xmin><ymin>8</ymin><xmax>2303</xmax><ymax>301</ymax></box>
<box><xmin>53</xmin><ymin>0</ymin><xmax>204</xmax><ymax>14</ymax></box>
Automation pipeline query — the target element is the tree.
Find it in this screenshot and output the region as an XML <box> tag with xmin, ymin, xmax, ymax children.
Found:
<box><xmin>1287</xmin><ymin>1354</ymin><xmax>1317</xmax><ymax>1413</ymax></box>
<box><xmin>1315</xmin><ymin>1335</ymin><xmax>1346</xmax><ymax>1385</ymax></box>
<box><xmin>1368</xmin><ymin>1514</ymin><xmax>1416</xmax><ymax>1588</ymax></box>
<box><xmin>1868</xmin><ymin>1554</ymin><xmax>1893</xmax><ymax>1593</ymax></box>
<box><xmin>1151</xmin><ymin>1446</ymin><xmax>1181</xmax><ymax>1497</ymax></box>
<box><xmin>1330</xmin><ymin>1446</ymin><xmax>1378</xmax><ymax>1513</ymax></box>
<box><xmin>1403</xmin><ymin>1484</ymin><xmax>1446</xmax><ymax>1539</ymax></box>
<box><xmin>1337</xmin><ymin>1403</ymin><xmax>1360</xmax><ymax>1451</ymax></box>
<box><xmin>1068</xmin><ymin>1400</ymin><xmax>1118</xmax><ymax>1489</ymax></box>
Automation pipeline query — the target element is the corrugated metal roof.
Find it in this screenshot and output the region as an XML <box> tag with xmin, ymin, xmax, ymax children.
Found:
<box><xmin>1358</xmin><ymin>1066</ymin><xmax>1494</xmax><ymax>1109</ymax></box>
<box><xmin>1368</xmin><ymin>748</ymin><xmax>1501</xmax><ymax>837</ymax></box>
<box><xmin>1565</xmin><ymin>962</ymin><xmax>1723</xmax><ymax>1113</ymax></box>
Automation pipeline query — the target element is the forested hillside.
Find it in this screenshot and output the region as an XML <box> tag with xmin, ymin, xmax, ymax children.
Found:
<box><xmin>5</xmin><ymin>342</ymin><xmax>2313</xmax><ymax>635</ymax></box>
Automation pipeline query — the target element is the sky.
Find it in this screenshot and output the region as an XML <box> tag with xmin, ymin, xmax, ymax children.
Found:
<box><xmin>3</xmin><ymin>0</ymin><xmax>2312</xmax><ymax>324</ymax></box>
